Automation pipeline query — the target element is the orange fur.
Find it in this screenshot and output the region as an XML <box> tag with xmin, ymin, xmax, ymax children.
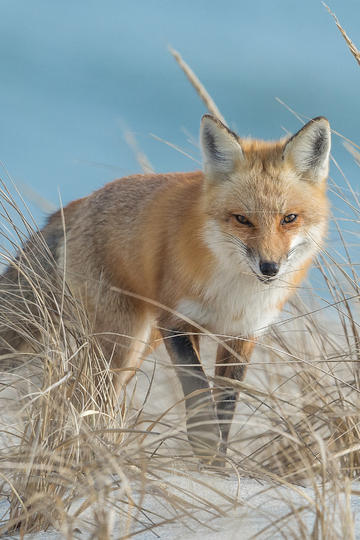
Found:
<box><xmin>0</xmin><ymin>115</ymin><xmax>331</xmax><ymax>460</ymax></box>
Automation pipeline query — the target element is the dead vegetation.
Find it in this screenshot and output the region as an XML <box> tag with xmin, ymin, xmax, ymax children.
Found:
<box><xmin>0</xmin><ymin>6</ymin><xmax>359</xmax><ymax>538</ymax></box>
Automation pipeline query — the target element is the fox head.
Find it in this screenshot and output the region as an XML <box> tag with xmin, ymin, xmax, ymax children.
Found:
<box><xmin>200</xmin><ymin>114</ymin><xmax>330</xmax><ymax>283</ymax></box>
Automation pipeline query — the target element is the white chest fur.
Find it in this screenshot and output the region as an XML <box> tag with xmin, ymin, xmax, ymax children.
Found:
<box><xmin>176</xmin><ymin>268</ymin><xmax>288</xmax><ymax>337</ymax></box>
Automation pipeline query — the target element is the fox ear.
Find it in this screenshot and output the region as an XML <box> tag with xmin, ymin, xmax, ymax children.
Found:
<box><xmin>200</xmin><ymin>114</ymin><xmax>243</xmax><ymax>179</ymax></box>
<box><xmin>283</xmin><ymin>117</ymin><xmax>331</xmax><ymax>183</ymax></box>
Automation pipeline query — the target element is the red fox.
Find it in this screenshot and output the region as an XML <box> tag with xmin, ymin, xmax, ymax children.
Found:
<box><xmin>0</xmin><ymin>114</ymin><xmax>330</xmax><ymax>462</ymax></box>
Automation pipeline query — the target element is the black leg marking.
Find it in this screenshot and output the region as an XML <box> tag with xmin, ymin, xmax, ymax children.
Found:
<box><xmin>216</xmin><ymin>388</ymin><xmax>239</xmax><ymax>449</ymax></box>
<box><xmin>161</xmin><ymin>328</ymin><xmax>221</xmax><ymax>462</ymax></box>
<box><xmin>164</xmin><ymin>330</ymin><xmax>209</xmax><ymax>394</ymax></box>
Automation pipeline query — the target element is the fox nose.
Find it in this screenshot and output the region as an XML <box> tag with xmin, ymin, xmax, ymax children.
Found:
<box><xmin>259</xmin><ymin>261</ymin><xmax>279</xmax><ymax>277</ymax></box>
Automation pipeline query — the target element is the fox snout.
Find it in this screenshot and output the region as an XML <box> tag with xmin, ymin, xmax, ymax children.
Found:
<box><xmin>259</xmin><ymin>260</ymin><xmax>280</xmax><ymax>277</ymax></box>
<box><xmin>246</xmin><ymin>247</ymin><xmax>283</xmax><ymax>282</ymax></box>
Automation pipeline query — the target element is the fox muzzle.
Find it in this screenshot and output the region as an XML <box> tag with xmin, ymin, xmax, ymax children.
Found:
<box><xmin>259</xmin><ymin>260</ymin><xmax>280</xmax><ymax>277</ymax></box>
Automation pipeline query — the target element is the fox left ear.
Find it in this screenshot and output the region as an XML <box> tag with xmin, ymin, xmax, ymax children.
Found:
<box><xmin>200</xmin><ymin>114</ymin><xmax>244</xmax><ymax>180</ymax></box>
<box><xmin>283</xmin><ymin>117</ymin><xmax>331</xmax><ymax>183</ymax></box>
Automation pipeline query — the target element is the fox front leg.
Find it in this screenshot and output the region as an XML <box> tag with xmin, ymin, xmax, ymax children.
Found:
<box><xmin>215</xmin><ymin>339</ymin><xmax>255</xmax><ymax>453</ymax></box>
<box><xmin>161</xmin><ymin>327</ymin><xmax>221</xmax><ymax>463</ymax></box>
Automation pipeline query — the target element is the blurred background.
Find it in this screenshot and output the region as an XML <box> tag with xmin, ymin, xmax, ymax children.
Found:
<box><xmin>0</xmin><ymin>0</ymin><xmax>359</xmax><ymax>229</ymax></box>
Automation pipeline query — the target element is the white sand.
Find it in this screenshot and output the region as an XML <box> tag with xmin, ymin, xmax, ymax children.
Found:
<box><xmin>1</xmin><ymin>336</ymin><xmax>360</xmax><ymax>538</ymax></box>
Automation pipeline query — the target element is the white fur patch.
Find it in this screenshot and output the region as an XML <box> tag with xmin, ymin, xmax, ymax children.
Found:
<box><xmin>176</xmin><ymin>221</ymin><xmax>289</xmax><ymax>337</ymax></box>
<box><xmin>289</xmin><ymin>234</ymin><xmax>304</xmax><ymax>252</ymax></box>
<box><xmin>176</xmin><ymin>287</ymin><xmax>280</xmax><ymax>338</ymax></box>
<box><xmin>177</xmin><ymin>219</ymin><xmax>323</xmax><ymax>338</ymax></box>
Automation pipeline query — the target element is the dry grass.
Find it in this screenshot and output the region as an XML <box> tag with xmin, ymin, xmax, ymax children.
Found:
<box><xmin>0</xmin><ymin>8</ymin><xmax>360</xmax><ymax>539</ymax></box>
<box><xmin>324</xmin><ymin>2</ymin><xmax>360</xmax><ymax>67</ymax></box>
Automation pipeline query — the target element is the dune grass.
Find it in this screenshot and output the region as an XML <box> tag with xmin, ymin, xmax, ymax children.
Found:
<box><xmin>0</xmin><ymin>7</ymin><xmax>359</xmax><ymax>538</ymax></box>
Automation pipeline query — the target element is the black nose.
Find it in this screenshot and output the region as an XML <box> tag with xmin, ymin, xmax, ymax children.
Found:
<box><xmin>259</xmin><ymin>261</ymin><xmax>279</xmax><ymax>277</ymax></box>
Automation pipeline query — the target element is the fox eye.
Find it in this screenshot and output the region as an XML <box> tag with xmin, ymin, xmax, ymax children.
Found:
<box><xmin>282</xmin><ymin>213</ymin><xmax>298</xmax><ymax>224</ymax></box>
<box><xmin>234</xmin><ymin>214</ymin><xmax>253</xmax><ymax>227</ymax></box>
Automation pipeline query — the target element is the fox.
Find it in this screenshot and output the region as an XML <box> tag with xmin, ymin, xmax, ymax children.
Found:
<box><xmin>0</xmin><ymin>114</ymin><xmax>330</xmax><ymax>463</ymax></box>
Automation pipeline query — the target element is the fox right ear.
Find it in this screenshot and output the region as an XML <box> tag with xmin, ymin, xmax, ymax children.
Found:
<box><xmin>200</xmin><ymin>115</ymin><xmax>243</xmax><ymax>179</ymax></box>
<box><xmin>283</xmin><ymin>117</ymin><xmax>331</xmax><ymax>183</ymax></box>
